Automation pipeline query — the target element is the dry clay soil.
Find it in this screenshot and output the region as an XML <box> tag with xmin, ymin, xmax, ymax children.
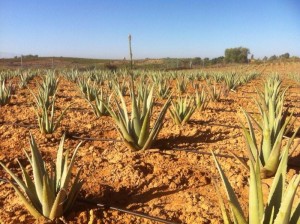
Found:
<box><xmin>0</xmin><ymin>63</ymin><xmax>300</xmax><ymax>224</ymax></box>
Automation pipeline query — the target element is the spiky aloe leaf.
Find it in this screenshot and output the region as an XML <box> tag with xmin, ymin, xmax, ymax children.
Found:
<box><xmin>228</xmin><ymin>152</ymin><xmax>249</xmax><ymax>171</ymax></box>
<box><xmin>262</xmin><ymin>115</ymin><xmax>292</xmax><ymax>177</ymax></box>
<box><xmin>249</xmin><ymin>159</ymin><xmax>263</xmax><ymax>224</ymax></box>
<box><xmin>116</xmin><ymin>86</ymin><xmax>129</xmax><ymax>124</ymax></box>
<box><xmin>288</xmin><ymin>127</ymin><xmax>300</xmax><ymax>156</ymax></box>
<box><xmin>263</xmin><ymin>147</ymin><xmax>288</xmax><ymax>223</ymax></box>
<box><xmin>131</xmin><ymin>87</ymin><xmax>142</xmax><ymax>139</ymax></box>
<box><xmin>7</xmin><ymin>179</ymin><xmax>42</xmax><ymax>219</ymax></box>
<box><xmin>141</xmin><ymin>97</ymin><xmax>171</xmax><ymax>151</ymax></box>
<box><xmin>182</xmin><ymin>106</ymin><xmax>196</xmax><ymax>125</ymax></box>
<box><xmin>111</xmin><ymin>100</ymin><xmax>136</xmax><ymax>144</ymax></box>
<box><xmin>56</xmin><ymin>134</ymin><xmax>66</xmax><ymax>189</ymax></box>
<box><xmin>0</xmin><ymin>161</ymin><xmax>41</xmax><ymax>209</ymax></box>
<box><xmin>212</xmin><ymin>180</ymin><xmax>232</xmax><ymax>224</ymax></box>
<box><xmin>138</xmin><ymin>107</ymin><xmax>151</xmax><ymax>147</ymax></box>
<box><xmin>61</xmin><ymin>141</ymin><xmax>82</xmax><ymax>190</ymax></box>
<box><xmin>63</xmin><ymin>169</ymin><xmax>83</xmax><ymax>213</ymax></box>
<box><xmin>42</xmin><ymin>175</ymin><xmax>55</xmax><ymax>217</ymax></box>
<box><xmin>169</xmin><ymin>102</ymin><xmax>181</xmax><ymax>126</ymax></box>
<box><xmin>49</xmin><ymin>189</ymin><xmax>66</xmax><ymax>220</ymax></box>
<box><xmin>228</xmin><ymin>202</ymin><xmax>247</xmax><ymax>224</ymax></box>
<box><xmin>239</xmin><ymin>121</ymin><xmax>258</xmax><ymax>164</ymax></box>
<box><xmin>144</xmin><ymin>86</ymin><xmax>154</xmax><ymax>118</ymax></box>
<box><xmin>290</xmin><ymin>204</ymin><xmax>300</xmax><ymax>224</ymax></box>
<box><xmin>52</xmin><ymin>103</ymin><xmax>73</xmax><ymax>133</ymax></box>
<box><xmin>30</xmin><ymin>135</ymin><xmax>46</xmax><ymax>203</ymax></box>
<box><xmin>17</xmin><ymin>160</ymin><xmax>40</xmax><ymax>208</ymax></box>
<box><xmin>22</xmin><ymin>148</ymin><xmax>32</xmax><ymax>166</ymax></box>
<box><xmin>212</xmin><ymin>151</ymin><xmax>246</xmax><ymax>223</ymax></box>
<box><xmin>261</xmin><ymin>112</ymin><xmax>271</xmax><ymax>165</ymax></box>
<box><xmin>241</xmin><ymin>108</ymin><xmax>259</xmax><ymax>152</ymax></box>
<box><xmin>273</xmin><ymin>175</ymin><xmax>300</xmax><ymax>224</ymax></box>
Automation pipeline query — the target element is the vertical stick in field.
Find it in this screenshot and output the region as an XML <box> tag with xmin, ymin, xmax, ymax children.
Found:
<box><xmin>128</xmin><ymin>34</ymin><xmax>133</xmax><ymax>69</ymax></box>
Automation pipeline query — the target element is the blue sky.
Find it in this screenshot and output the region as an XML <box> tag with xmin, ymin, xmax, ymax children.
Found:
<box><xmin>0</xmin><ymin>0</ymin><xmax>299</xmax><ymax>59</ymax></box>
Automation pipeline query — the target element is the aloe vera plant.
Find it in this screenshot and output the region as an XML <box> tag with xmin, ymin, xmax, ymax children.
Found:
<box><xmin>240</xmin><ymin>72</ymin><xmax>260</xmax><ymax>84</ymax></box>
<box><xmin>289</xmin><ymin>73</ymin><xmax>300</xmax><ymax>83</ymax></box>
<box><xmin>211</xmin><ymin>72</ymin><xmax>223</xmax><ymax>83</ymax></box>
<box><xmin>224</xmin><ymin>72</ymin><xmax>241</xmax><ymax>91</ymax></box>
<box><xmin>42</xmin><ymin>71</ymin><xmax>59</xmax><ymax>97</ymax></box>
<box><xmin>90</xmin><ymin>70</ymin><xmax>105</xmax><ymax>85</ymax></box>
<box><xmin>169</xmin><ymin>95</ymin><xmax>196</xmax><ymax>126</ymax></box>
<box><xmin>137</xmin><ymin>82</ymin><xmax>151</xmax><ymax>103</ymax></box>
<box><xmin>114</xmin><ymin>79</ymin><xmax>128</xmax><ymax>96</ymax></box>
<box><xmin>212</xmin><ymin>147</ymin><xmax>300</xmax><ymax>224</ymax></box>
<box><xmin>30</xmin><ymin>85</ymin><xmax>53</xmax><ymax>110</ymax></box>
<box><xmin>195</xmin><ymin>88</ymin><xmax>209</xmax><ymax>111</ymax></box>
<box><xmin>207</xmin><ymin>83</ymin><xmax>222</xmax><ymax>102</ymax></box>
<box><xmin>19</xmin><ymin>70</ymin><xmax>35</xmax><ymax>88</ymax></box>
<box><xmin>241</xmin><ymin>77</ymin><xmax>297</xmax><ymax>178</ymax></box>
<box><xmin>105</xmin><ymin>85</ymin><xmax>170</xmax><ymax>151</ymax></box>
<box><xmin>0</xmin><ymin>78</ymin><xmax>12</xmax><ymax>106</ymax></box>
<box><xmin>34</xmin><ymin>97</ymin><xmax>71</xmax><ymax>134</ymax></box>
<box><xmin>0</xmin><ymin>134</ymin><xmax>83</xmax><ymax>220</ymax></box>
<box><xmin>64</xmin><ymin>69</ymin><xmax>78</xmax><ymax>82</ymax></box>
<box><xmin>78</xmin><ymin>79</ymin><xmax>99</xmax><ymax>102</ymax></box>
<box><xmin>88</xmin><ymin>88</ymin><xmax>111</xmax><ymax>117</ymax></box>
<box><xmin>157</xmin><ymin>79</ymin><xmax>171</xmax><ymax>99</ymax></box>
<box><xmin>176</xmin><ymin>76</ymin><xmax>188</xmax><ymax>94</ymax></box>
<box><xmin>30</xmin><ymin>74</ymin><xmax>58</xmax><ymax>107</ymax></box>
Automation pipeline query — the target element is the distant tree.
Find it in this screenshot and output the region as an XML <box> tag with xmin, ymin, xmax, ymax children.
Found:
<box><xmin>263</xmin><ymin>56</ymin><xmax>268</xmax><ymax>61</ymax></box>
<box><xmin>203</xmin><ymin>57</ymin><xmax>210</xmax><ymax>66</ymax></box>
<box><xmin>21</xmin><ymin>54</ymin><xmax>39</xmax><ymax>59</ymax></box>
<box><xmin>211</xmin><ymin>56</ymin><xmax>224</xmax><ymax>65</ymax></box>
<box><xmin>224</xmin><ymin>47</ymin><xmax>250</xmax><ymax>63</ymax></box>
<box><xmin>268</xmin><ymin>55</ymin><xmax>277</xmax><ymax>61</ymax></box>
<box><xmin>192</xmin><ymin>57</ymin><xmax>202</xmax><ymax>65</ymax></box>
<box><xmin>251</xmin><ymin>54</ymin><xmax>254</xmax><ymax>60</ymax></box>
<box><xmin>279</xmin><ymin>53</ymin><xmax>290</xmax><ymax>59</ymax></box>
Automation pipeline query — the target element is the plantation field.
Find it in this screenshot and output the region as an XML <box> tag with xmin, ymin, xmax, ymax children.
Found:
<box><xmin>0</xmin><ymin>62</ymin><xmax>299</xmax><ymax>223</ymax></box>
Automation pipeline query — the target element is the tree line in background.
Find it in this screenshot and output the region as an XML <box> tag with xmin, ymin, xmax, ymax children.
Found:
<box><xmin>163</xmin><ymin>47</ymin><xmax>296</xmax><ymax>69</ymax></box>
<box><xmin>2</xmin><ymin>47</ymin><xmax>298</xmax><ymax>71</ymax></box>
<box><xmin>14</xmin><ymin>54</ymin><xmax>39</xmax><ymax>59</ymax></box>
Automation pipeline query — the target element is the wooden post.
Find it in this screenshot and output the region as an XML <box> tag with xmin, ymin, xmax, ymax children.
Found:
<box><xmin>128</xmin><ymin>34</ymin><xmax>133</xmax><ymax>69</ymax></box>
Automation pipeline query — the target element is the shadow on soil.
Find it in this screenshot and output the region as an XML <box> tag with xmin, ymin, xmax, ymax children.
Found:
<box><xmin>74</xmin><ymin>178</ymin><xmax>187</xmax><ymax>223</ymax></box>
<box><xmin>154</xmin><ymin>128</ymin><xmax>230</xmax><ymax>150</ymax></box>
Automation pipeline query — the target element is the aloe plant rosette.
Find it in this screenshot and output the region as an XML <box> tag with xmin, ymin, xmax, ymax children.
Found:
<box><xmin>212</xmin><ymin>148</ymin><xmax>300</xmax><ymax>224</ymax></box>
<box><xmin>240</xmin><ymin>77</ymin><xmax>298</xmax><ymax>178</ymax></box>
<box><xmin>169</xmin><ymin>95</ymin><xmax>196</xmax><ymax>126</ymax></box>
<box><xmin>0</xmin><ymin>135</ymin><xmax>83</xmax><ymax>220</ymax></box>
<box><xmin>105</xmin><ymin>85</ymin><xmax>170</xmax><ymax>151</ymax></box>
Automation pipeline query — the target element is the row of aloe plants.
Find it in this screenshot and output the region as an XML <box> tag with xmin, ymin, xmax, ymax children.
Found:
<box><xmin>30</xmin><ymin>72</ymin><xmax>73</xmax><ymax>134</ymax></box>
<box><xmin>213</xmin><ymin>75</ymin><xmax>299</xmax><ymax>223</ymax></box>
<box><xmin>62</xmin><ymin>68</ymin><xmax>259</xmax><ymax>96</ymax></box>
<box><xmin>77</xmin><ymin>76</ymin><xmax>213</xmax><ymax>127</ymax></box>
<box><xmin>1</xmin><ymin>70</ymin><xmax>298</xmax><ymax>223</ymax></box>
